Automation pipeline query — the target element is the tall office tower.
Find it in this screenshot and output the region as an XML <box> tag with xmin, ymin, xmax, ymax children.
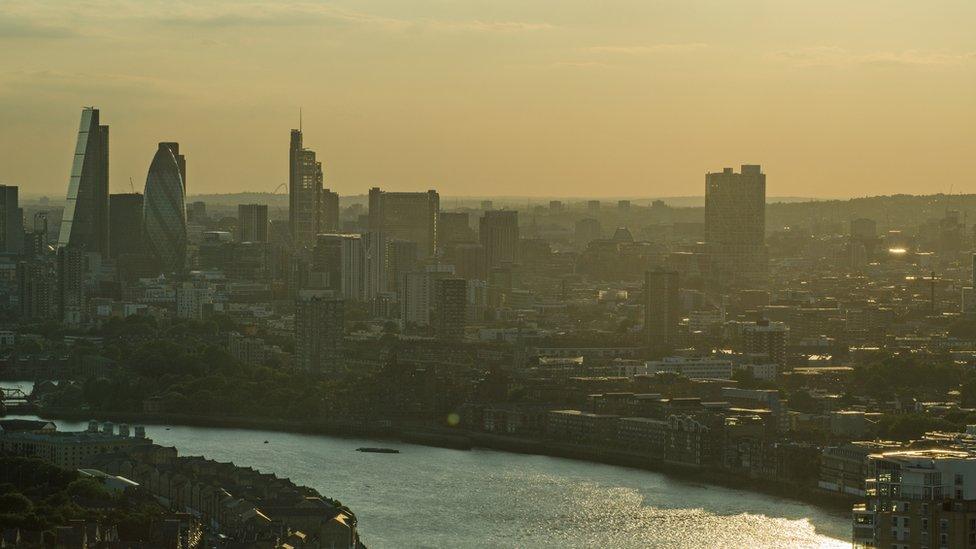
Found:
<box><xmin>143</xmin><ymin>142</ymin><xmax>187</xmax><ymax>273</ymax></box>
<box><xmin>437</xmin><ymin>212</ymin><xmax>474</xmax><ymax>249</ymax></box>
<box><xmin>58</xmin><ymin>107</ymin><xmax>109</xmax><ymax>255</ymax></box>
<box><xmin>480</xmin><ymin>200</ymin><xmax>493</xmax><ymax>211</ymax></box>
<box><xmin>295</xmin><ymin>291</ymin><xmax>344</xmax><ymax>372</ymax></box>
<box><xmin>432</xmin><ymin>278</ymin><xmax>467</xmax><ymax>340</ymax></box>
<box><xmin>320</xmin><ymin>189</ymin><xmax>340</xmax><ymax>233</ymax></box>
<box><xmin>479</xmin><ymin>210</ymin><xmax>519</xmax><ymax>269</ymax></box>
<box><xmin>288</xmin><ymin>129</ymin><xmax>324</xmax><ymax>249</ymax></box>
<box><xmin>587</xmin><ymin>200</ymin><xmax>601</xmax><ymax>215</ymax></box>
<box><xmin>575</xmin><ymin>218</ymin><xmax>602</xmax><ymax>248</ymax></box>
<box><xmin>238</xmin><ymin>204</ymin><xmax>269</xmax><ymax>243</ymax></box>
<box><xmin>364</xmin><ymin>232</ymin><xmax>386</xmax><ymax>301</ymax></box>
<box><xmin>704</xmin><ymin>164</ymin><xmax>767</xmax><ymax>289</ymax></box>
<box><xmin>618</xmin><ymin>200</ymin><xmax>631</xmax><ymax>212</ymax></box>
<box><xmin>312</xmin><ymin>234</ymin><xmax>364</xmax><ymax>300</ymax></box>
<box><xmin>17</xmin><ymin>260</ymin><xmax>56</xmax><ymax>320</ymax></box>
<box><xmin>57</xmin><ymin>246</ymin><xmax>85</xmax><ymax>327</ymax></box>
<box><xmin>0</xmin><ymin>186</ymin><xmax>23</xmax><ymax>255</ymax></box>
<box><xmin>108</xmin><ymin>193</ymin><xmax>143</xmax><ymax>259</ymax></box>
<box><xmin>386</xmin><ymin>239</ymin><xmax>419</xmax><ymax>293</ymax></box>
<box><xmin>643</xmin><ymin>269</ymin><xmax>680</xmax><ymax>356</ymax></box>
<box><xmin>549</xmin><ymin>200</ymin><xmax>564</xmax><ymax>212</ymax></box>
<box><xmin>368</xmin><ymin>187</ymin><xmax>440</xmax><ymax>258</ymax></box>
<box><xmin>452</xmin><ymin>243</ymin><xmax>487</xmax><ymax>280</ymax></box>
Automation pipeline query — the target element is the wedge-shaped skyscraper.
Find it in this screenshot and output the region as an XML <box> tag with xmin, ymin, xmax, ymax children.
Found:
<box><xmin>58</xmin><ymin>107</ymin><xmax>109</xmax><ymax>254</ymax></box>
<box><xmin>143</xmin><ymin>142</ymin><xmax>187</xmax><ymax>273</ymax></box>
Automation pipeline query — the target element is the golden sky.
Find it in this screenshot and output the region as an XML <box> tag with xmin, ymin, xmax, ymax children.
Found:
<box><xmin>1</xmin><ymin>0</ymin><xmax>974</xmax><ymax>198</ymax></box>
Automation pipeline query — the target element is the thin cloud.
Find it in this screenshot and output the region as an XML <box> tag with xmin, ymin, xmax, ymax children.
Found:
<box><xmin>769</xmin><ymin>46</ymin><xmax>976</xmax><ymax>68</ymax></box>
<box><xmin>0</xmin><ymin>16</ymin><xmax>76</xmax><ymax>39</ymax></box>
<box><xmin>584</xmin><ymin>43</ymin><xmax>708</xmax><ymax>55</ymax></box>
<box><xmin>1</xmin><ymin>1</ymin><xmax>551</xmax><ymax>35</ymax></box>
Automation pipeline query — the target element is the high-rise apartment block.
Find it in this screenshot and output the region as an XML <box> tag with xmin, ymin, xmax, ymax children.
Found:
<box><xmin>704</xmin><ymin>165</ymin><xmax>767</xmax><ymax>289</ymax></box>
<box><xmin>295</xmin><ymin>292</ymin><xmax>344</xmax><ymax>373</ymax></box>
<box><xmin>0</xmin><ymin>185</ymin><xmax>23</xmax><ymax>255</ymax></box>
<box><xmin>433</xmin><ymin>278</ymin><xmax>467</xmax><ymax>340</ymax></box>
<box><xmin>644</xmin><ymin>270</ymin><xmax>680</xmax><ymax>356</ymax></box>
<box><xmin>368</xmin><ymin>187</ymin><xmax>439</xmax><ymax>258</ymax></box>
<box><xmin>479</xmin><ymin>210</ymin><xmax>519</xmax><ymax>269</ymax></box>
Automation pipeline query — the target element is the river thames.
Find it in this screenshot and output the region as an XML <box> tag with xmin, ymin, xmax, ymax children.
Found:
<box><xmin>7</xmin><ymin>407</ymin><xmax>850</xmax><ymax>548</ymax></box>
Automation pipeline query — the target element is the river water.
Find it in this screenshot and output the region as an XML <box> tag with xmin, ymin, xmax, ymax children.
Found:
<box><xmin>3</xmin><ymin>381</ymin><xmax>850</xmax><ymax>548</ymax></box>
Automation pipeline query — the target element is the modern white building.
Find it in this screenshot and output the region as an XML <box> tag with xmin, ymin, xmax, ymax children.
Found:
<box><xmin>646</xmin><ymin>356</ymin><xmax>734</xmax><ymax>379</ymax></box>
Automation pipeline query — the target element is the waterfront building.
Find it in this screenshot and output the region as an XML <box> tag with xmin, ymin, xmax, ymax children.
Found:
<box><xmin>295</xmin><ymin>291</ymin><xmax>344</xmax><ymax>372</ymax></box>
<box><xmin>0</xmin><ymin>185</ymin><xmax>23</xmax><ymax>255</ymax></box>
<box><xmin>143</xmin><ymin>142</ymin><xmax>187</xmax><ymax>273</ymax></box>
<box><xmin>108</xmin><ymin>193</ymin><xmax>143</xmax><ymax>258</ymax></box>
<box><xmin>704</xmin><ymin>164</ymin><xmax>767</xmax><ymax>289</ymax></box>
<box><xmin>853</xmin><ymin>448</ymin><xmax>976</xmax><ymax>548</ymax></box>
<box><xmin>0</xmin><ymin>424</ymin><xmax>152</xmax><ymax>469</ymax></box>
<box><xmin>643</xmin><ymin>269</ymin><xmax>680</xmax><ymax>356</ymax></box>
<box><xmin>237</xmin><ymin>204</ymin><xmax>269</xmax><ymax>243</ymax></box>
<box><xmin>368</xmin><ymin>187</ymin><xmax>439</xmax><ymax>257</ymax></box>
<box><xmin>187</xmin><ymin>201</ymin><xmax>207</xmax><ymax>224</ymax></box>
<box><xmin>479</xmin><ymin>210</ymin><xmax>519</xmax><ymax>269</ymax></box>
<box><xmin>58</xmin><ymin>107</ymin><xmax>109</xmax><ymax>255</ymax></box>
<box><xmin>289</xmin><ymin>129</ymin><xmax>324</xmax><ymax>249</ymax></box>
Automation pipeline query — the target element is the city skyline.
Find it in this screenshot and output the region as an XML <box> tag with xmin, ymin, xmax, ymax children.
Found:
<box><xmin>1</xmin><ymin>1</ymin><xmax>973</xmax><ymax>199</ymax></box>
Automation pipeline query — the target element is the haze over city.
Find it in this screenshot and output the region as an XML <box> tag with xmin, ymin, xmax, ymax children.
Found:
<box><xmin>2</xmin><ymin>0</ymin><xmax>974</xmax><ymax>198</ymax></box>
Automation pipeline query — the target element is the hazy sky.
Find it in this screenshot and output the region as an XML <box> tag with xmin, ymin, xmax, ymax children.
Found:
<box><xmin>1</xmin><ymin>1</ymin><xmax>974</xmax><ymax>199</ymax></box>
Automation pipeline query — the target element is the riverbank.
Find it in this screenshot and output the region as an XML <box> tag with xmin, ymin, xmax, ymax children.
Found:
<box><xmin>24</xmin><ymin>407</ymin><xmax>856</xmax><ymax>516</ymax></box>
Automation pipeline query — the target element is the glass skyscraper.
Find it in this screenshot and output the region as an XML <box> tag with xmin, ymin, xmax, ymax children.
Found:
<box><xmin>143</xmin><ymin>142</ymin><xmax>187</xmax><ymax>273</ymax></box>
<box><xmin>57</xmin><ymin>107</ymin><xmax>109</xmax><ymax>255</ymax></box>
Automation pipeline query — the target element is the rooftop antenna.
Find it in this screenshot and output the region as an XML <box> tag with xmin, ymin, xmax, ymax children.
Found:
<box><xmin>128</xmin><ymin>177</ymin><xmax>135</xmax><ymax>193</ymax></box>
<box><xmin>299</xmin><ymin>107</ymin><xmax>303</xmax><ymax>132</ymax></box>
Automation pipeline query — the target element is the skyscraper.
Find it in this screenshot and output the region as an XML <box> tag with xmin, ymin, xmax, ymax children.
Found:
<box><xmin>289</xmin><ymin>129</ymin><xmax>324</xmax><ymax>249</ymax></box>
<box><xmin>143</xmin><ymin>142</ymin><xmax>187</xmax><ymax>273</ymax></box>
<box><xmin>238</xmin><ymin>204</ymin><xmax>269</xmax><ymax>243</ymax></box>
<box><xmin>479</xmin><ymin>210</ymin><xmax>519</xmax><ymax>269</ymax></box>
<box><xmin>368</xmin><ymin>187</ymin><xmax>439</xmax><ymax>257</ymax></box>
<box><xmin>108</xmin><ymin>193</ymin><xmax>143</xmax><ymax>259</ymax></box>
<box><xmin>320</xmin><ymin>189</ymin><xmax>340</xmax><ymax>233</ymax></box>
<box><xmin>58</xmin><ymin>107</ymin><xmax>109</xmax><ymax>255</ymax></box>
<box><xmin>295</xmin><ymin>291</ymin><xmax>344</xmax><ymax>372</ymax></box>
<box><xmin>704</xmin><ymin>164</ymin><xmax>767</xmax><ymax>289</ymax></box>
<box><xmin>644</xmin><ymin>269</ymin><xmax>680</xmax><ymax>356</ymax></box>
<box><xmin>0</xmin><ymin>185</ymin><xmax>23</xmax><ymax>255</ymax></box>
